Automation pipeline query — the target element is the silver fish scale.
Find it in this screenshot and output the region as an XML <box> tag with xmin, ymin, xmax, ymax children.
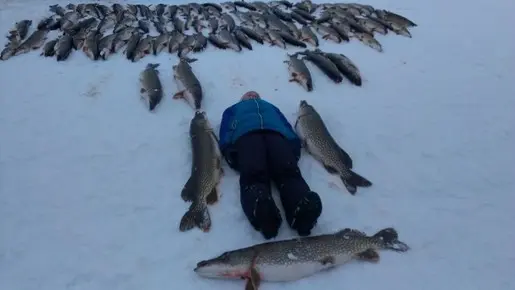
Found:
<box><xmin>296</xmin><ymin>107</ymin><xmax>351</xmax><ymax>177</ymax></box>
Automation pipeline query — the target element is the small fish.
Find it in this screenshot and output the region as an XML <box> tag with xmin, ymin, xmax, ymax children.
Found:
<box><xmin>233</xmin><ymin>28</ymin><xmax>252</xmax><ymax>50</ymax></box>
<box><xmin>312</xmin><ymin>24</ymin><xmax>341</xmax><ymax>43</ymax></box>
<box><xmin>40</xmin><ymin>39</ymin><xmax>58</xmax><ymax>57</ymax></box>
<box><xmin>218</xmin><ymin>28</ymin><xmax>241</xmax><ymax>52</ymax></box>
<box><xmin>295</xmin><ymin>100</ymin><xmax>372</xmax><ymax>194</ymax></box>
<box><xmin>97</xmin><ymin>16</ymin><xmax>116</xmax><ymax>34</ymax></box>
<box><xmin>387</xmin><ymin>21</ymin><xmax>412</xmax><ymax>38</ymax></box>
<box><xmin>139</xmin><ymin>63</ymin><xmax>163</xmax><ymax>111</ymax></box>
<box><xmin>83</xmin><ymin>30</ymin><xmax>102</xmax><ymax>60</ymax></box>
<box><xmin>138</xmin><ymin>19</ymin><xmax>150</xmax><ymax>34</ymax></box>
<box><xmin>55</xmin><ymin>34</ymin><xmax>74</xmax><ymax>61</ymax></box>
<box><xmin>14</xmin><ymin>30</ymin><xmax>48</xmax><ymax>56</ymax></box>
<box><xmin>125</xmin><ymin>31</ymin><xmax>141</xmax><ymax>61</ymax></box>
<box><xmin>177</xmin><ymin>34</ymin><xmax>196</xmax><ymax>58</ymax></box>
<box><xmin>9</xmin><ymin>20</ymin><xmax>32</xmax><ymax>41</ymax></box>
<box><xmin>354</xmin><ymin>32</ymin><xmax>383</xmax><ymax>52</ymax></box>
<box><xmin>172</xmin><ymin>57</ymin><xmax>203</xmax><ymax>110</ymax></box>
<box><xmin>98</xmin><ymin>34</ymin><xmax>116</xmax><ymax>60</ymax></box>
<box><xmin>179</xmin><ymin>111</ymin><xmax>223</xmax><ymax>232</ymax></box>
<box><xmin>284</xmin><ymin>53</ymin><xmax>313</xmax><ymax>91</ymax></box>
<box><xmin>207</xmin><ymin>33</ymin><xmax>228</xmax><ymax>50</ymax></box>
<box><xmin>132</xmin><ymin>35</ymin><xmax>153</xmax><ymax>62</ymax></box>
<box><xmin>267</xmin><ymin>29</ymin><xmax>286</xmax><ymax>49</ymax></box>
<box><xmin>168</xmin><ymin>31</ymin><xmax>186</xmax><ymax>53</ymax></box>
<box><xmin>153</xmin><ymin>33</ymin><xmax>170</xmax><ymax>55</ymax></box>
<box><xmin>49</xmin><ymin>4</ymin><xmax>66</xmax><ymax>17</ymax></box>
<box><xmin>220</xmin><ymin>13</ymin><xmax>236</xmax><ymax>31</ymax></box>
<box><xmin>358</xmin><ymin>18</ymin><xmax>388</xmax><ymax>35</ymax></box>
<box><xmin>284</xmin><ymin>21</ymin><xmax>301</xmax><ymax>39</ymax></box>
<box><xmin>113</xmin><ymin>27</ymin><xmax>135</xmax><ymax>52</ymax></box>
<box><xmin>376</xmin><ymin>9</ymin><xmax>417</xmax><ymax>27</ymax></box>
<box><xmin>239</xmin><ymin>26</ymin><xmax>264</xmax><ymax>44</ymax></box>
<box><xmin>299</xmin><ymin>50</ymin><xmax>343</xmax><ymax>83</ymax></box>
<box><xmin>290</xmin><ymin>11</ymin><xmax>309</xmax><ymax>25</ymax></box>
<box><xmin>207</xmin><ymin>17</ymin><xmax>219</xmax><ymax>34</ymax></box>
<box><xmin>0</xmin><ymin>40</ymin><xmax>19</xmax><ymax>60</ymax></box>
<box><xmin>195</xmin><ymin>227</ymin><xmax>409</xmax><ymax>286</ymax></box>
<box><xmin>276</xmin><ymin>30</ymin><xmax>306</xmax><ymax>48</ymax></box>
<box><xmin>300</xmin><ymin>25</ymin><xmax>318</xmax><ymax>46</ymax></box>
<box><xmin>318</xmin><ymin>50</ymin><xmax>362</xmax><ymax>86</ymax></box>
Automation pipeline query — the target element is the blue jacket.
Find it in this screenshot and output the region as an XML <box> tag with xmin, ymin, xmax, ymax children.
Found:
<box><xmin>219</xmin><ymin>98</ymin><xmax>301</xmax><ymax>160</ymax></box>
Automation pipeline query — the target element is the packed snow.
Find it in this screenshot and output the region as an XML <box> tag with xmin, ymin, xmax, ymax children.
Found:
<box><xmin>1</xmin><ymin>0</ymin><xmax>515</xmax><ymax>290</ymax></box>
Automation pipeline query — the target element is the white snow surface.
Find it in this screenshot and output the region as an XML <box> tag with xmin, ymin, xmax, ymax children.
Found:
<box><xmin>1</xmin><ymin>0</ymin><xmax>515</xmax><ymax>289</ymax></box>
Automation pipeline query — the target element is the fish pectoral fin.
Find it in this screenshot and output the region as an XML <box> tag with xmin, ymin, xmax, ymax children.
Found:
<box><xmin>323</xmin><ymin>164</ymin><xmax>338</xmax><ymax>174</ymax></box>
<box><xmin>180</xmin><ymin>177</ymin><xmax>195</xmax><ymax>202</ymax></box>
<box><xmin>355</xmin><ymin>249</ymin><xmax>380</xmax><ymax>263</ymax></box>
<box><xmin>140</xmin><ymin>88</ymin><xmax>147</xmax><ymax>94</ymax></box>
<box><xmin>245</xmin><ymin>267</ymin><xmax>261</xmax><ymax>290</ymax></box>
<box><xmin>206</xmin><ymin>187</ymin><xmax>219</xmax><ymax>205</ymax></box>
<box><xmin>173</xmin><ymin>90</ymin><xmax>185</xmax><ymax>99</ymax></box>
<box><xmin>319</xmin><ymin>256</ymin><xmax>335</xmax><ymax>266</ymax></box>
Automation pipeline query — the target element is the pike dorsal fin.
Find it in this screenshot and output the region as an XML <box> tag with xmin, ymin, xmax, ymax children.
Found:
<box><xmin>336</xmin><ymin>228</ymin><xmax>367</xmax><ymax>237</ymax></box>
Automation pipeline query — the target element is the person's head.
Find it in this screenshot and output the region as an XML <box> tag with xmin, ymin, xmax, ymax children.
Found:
<box><xmin>240</xmin><ymin>91</ymin><xmax>260</xmax><ymax>101</ymax></box>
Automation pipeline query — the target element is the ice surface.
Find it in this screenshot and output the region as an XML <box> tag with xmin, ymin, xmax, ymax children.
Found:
<box><xmin>1</xmin><ymin>0</ymin><xmax>515</xmax><ymax>290</ymax></box>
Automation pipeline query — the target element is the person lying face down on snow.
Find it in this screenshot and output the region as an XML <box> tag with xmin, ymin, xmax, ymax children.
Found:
<box><xmin>218</xmin><ymin>91</ymin><xmax>323</xmax><ymax>239</ymax></box>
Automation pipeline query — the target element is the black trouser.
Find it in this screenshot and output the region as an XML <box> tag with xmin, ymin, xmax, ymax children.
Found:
<box><xmin>231</xmin><ymin>131</ymin><xmax>322</xmax><ymax>238</ymax></box>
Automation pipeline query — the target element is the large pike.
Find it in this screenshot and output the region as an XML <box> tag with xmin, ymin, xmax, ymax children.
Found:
<box><xmin>195</xmin><ymin>227</ymin><xmax>409</xmax><ymax>288</ymax></box>
<box><xmin>172</xmin><ymin>58</ymin><xmax>203</xmax><ymax>110</ymax></box>
<box><xmin>295</xmin><ymin>100</ymin><xmax>372</xmax><ymax>194</ymax></box>
<box><xmin>179</xmin><ymin>111</ymin><xmax>223</xmax><ymax>232</ymax></box>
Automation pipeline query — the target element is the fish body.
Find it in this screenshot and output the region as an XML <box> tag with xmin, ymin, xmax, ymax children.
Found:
<box><xmin>239</xmin><ymin>26</ymin><xmax>264</xmax><ymax>44</ymax></box>
<box><xmin>14</xmin><ymin>30</ymin><xmax>48</xmax><ymax>56</ymax></box>
<box><xmin>376</xmin><ymin>10</ymin><xmax>417</xmax><ymax>27</ymax></box>
<box><xmin>139</xmin><ymin>63</ymin><xmax>163</xmax><ymax>111</ymax></box>
<box><xmin>267</xmin><ymin>29</ymin><xmax>286</xmax><ymax>49</ymax></box>
<box><xmin>322</xmin><ymin>51</ymin><xmax>362</xmax><ymax>86</ymax></box>
<box><xmin>55</xmin><ymin>34</ymin><xmax>74</xmax><ymax>61</ymax></box>
<box><xmin>132</xmin><ymin>35</ymin><xmax>153</xmax><ymax>62</ymax></box>
<box><xmin>312</xmin><ymin>24</ymin><xmax>341</xmax><ymax>43</ymax></box>
<box><xmin>354</xmin><ymin>32</ymin><xmax>383</xmax><ymax>52</ymax></box>
<box><xmin>284</xmin><ymin>54</ymin><xmax>312</xmax><ymax>91</ymax></box>
<box><xmin>295</xmin><ymin>100</ymin><xmax>372</xmax><ymax>194</ymax></box>
<box><xmin>9</xmin><ymin>20</ymin><xmax>32</xmax><ymax>41</ymax></box>
<box><xmin>125</xmin><ymin>31</ymin><xmax>141</xmax><ymax>61</ymax></box>
<box><xmin>83</xmin><ymin>30</ymin><xmax>102</xmax><ymax>60</ymax></box>
<box><xmin>153</xmin><ymin>33</ymin><xmax>170</xmax><ymax>55</ymax></box>
<box><xmin>40</xmin><ymin>39</ymin><xmax>58</xmax><ymax>57</ymax></box>
<box><xmin>113</xmin><ymin>27</ymin><xmax>135</xmax><ymax>52</ymax></box>
<box><xmin>277</xmin><ymin>30</ymin><xmax>306</xmax><ymax>48</ymax></box>
<box><xmin>172</xmin><ymin>58</ymin><xmax>203</xmax><ymax>110</ymax></box>
<box><xmin>0</xmin><ymin>41</ymin><xmax>19</xmax><ymax>60</ymax></box>
<box><xmin>300</xmin><ymin>50</ymin><xmax>342</xmax><ymax>83</ymax></box>
<box><xmin>98</xmin><ymin>33</ymin><xmax>116</xmax><ymax>60</ymax></box>
<box><xmin>179</xmin><ymin>111</ymin><xmax>223</xmax><ymax>232</ymax></box>
<box><xmin>195</xmin><ymin>227</ymin><xmax>409</xmax><ymax>286</ymax></box>
<box><xmin>169</xmin><ymin>31</ymin><xmax>186</xmax><ymax>53</ymax></box>
<box><xmin>218</xmin><ymin>28</ymin><xmax>241</xmax><ymax>52</ymax></box>
<box><xmin>233</xmin><ymin>28</ymin><xmax>252</xmax><ymax>50</ymax></box>
<box><xmin>300</xmin><ymin>25</ymin><xmax>318</xmax><ymax>46</ymax></box>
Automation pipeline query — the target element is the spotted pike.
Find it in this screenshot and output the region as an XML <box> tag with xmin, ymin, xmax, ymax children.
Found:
<box><xmin>295</xmin><ymin>100</ymin><xmax>372</xmax><ymax>194</ymax></box>
<box><xmin>139</xmin><ymin>63</ymin><xmax>163</xmax><ymax>111</ymax></box>
<box><xmin>179</xmin><ymin>111</ymin><xmax>223</xmax><ymax>232</ymax></box>
<box><xmin>194</xmin><ymin>227</ymin><xmax>409</xmax><ymax>288</ymax></box>
<box><xmin>172</xmin><ymin>58</ymin><xmax>203</xmax><ymax>110</ymax></box>
<box><xmin>284</xmin><ymin>53</ymin><xmax>312</xmax><ymax>91</ymax></box>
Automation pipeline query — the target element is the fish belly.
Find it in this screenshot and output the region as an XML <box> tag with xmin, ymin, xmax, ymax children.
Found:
<box><xmin>258</xmin><ymin>262</ymin><xmax>332</xmax><ymax>282</ymax></box>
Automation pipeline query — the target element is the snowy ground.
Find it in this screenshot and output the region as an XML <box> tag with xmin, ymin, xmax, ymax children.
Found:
<box><xmin>1</xmin><ymin>0</ymin><xmax>515</xmax><ymax>289</ymax></box>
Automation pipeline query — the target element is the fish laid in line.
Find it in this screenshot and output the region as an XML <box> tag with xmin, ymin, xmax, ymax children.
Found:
<box><xmin>299</xmin><ymin>49</ymin><xmax>343</xmax><ymax>83</ymax></box>
<box><xmin>284</xmin><ymin>53</ymin><xmax>312</xmax><ymax>91</ymax></box>
<box><xmin>179</xmin><ymin>111</ymin><xmax>223</xmax><ymax>232</ymax></box>
<box><xmin>172</xmin><ymin>57</ymin><xmax>203</xmax><ymax>110</ymax></box>
<box><xmin>139</xmin><ymin>63</ymin><xmax>163</xmax><ymax>111</ymax></box>
<box><xmin>194</xmin><ymin>227</ymin><xmax>410</xmax><ymax>288</ymax></box>
<box><xmin>295</xmin><ymin>100</ymin><xmax>372</xmax><ymax>194</ymax></box>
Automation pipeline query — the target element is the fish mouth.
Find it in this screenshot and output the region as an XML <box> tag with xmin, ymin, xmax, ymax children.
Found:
<box><xmin>299</xmin><ymin>100</ymin><xmax>308</xmax><ymax>107</ymax></box>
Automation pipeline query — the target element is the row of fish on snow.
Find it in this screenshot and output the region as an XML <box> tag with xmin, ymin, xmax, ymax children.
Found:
<box><xmin>181</xmin><ymin>102</ymin><xmax>410</xmax><ymax>290</ymax></box>
<box><xmin>1</xmin><ymin>0</ymin><xmax>418</xmax><ymax>61</ymax></box>
<box><xmin>142</xmin><ymin>47</ymin><xmax>363</xmax><ymax>115</ymax></box>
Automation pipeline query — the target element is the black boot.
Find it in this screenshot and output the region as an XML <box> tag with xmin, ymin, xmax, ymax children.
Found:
<box><xmin>289</xmin><ymin>191</ymin><xmax>322</xmax><ymax>236</ymax></box>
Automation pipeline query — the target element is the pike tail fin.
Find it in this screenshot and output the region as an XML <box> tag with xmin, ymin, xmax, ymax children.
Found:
<box><xmin>179</xmin><ymin>202</ymin><xmax>211</xmax><ymax>232</ymax></box>
<box><xmin>341</xmin><ymin>170</ymin><xmax>372</xmax><ymax>194</ymax></box>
